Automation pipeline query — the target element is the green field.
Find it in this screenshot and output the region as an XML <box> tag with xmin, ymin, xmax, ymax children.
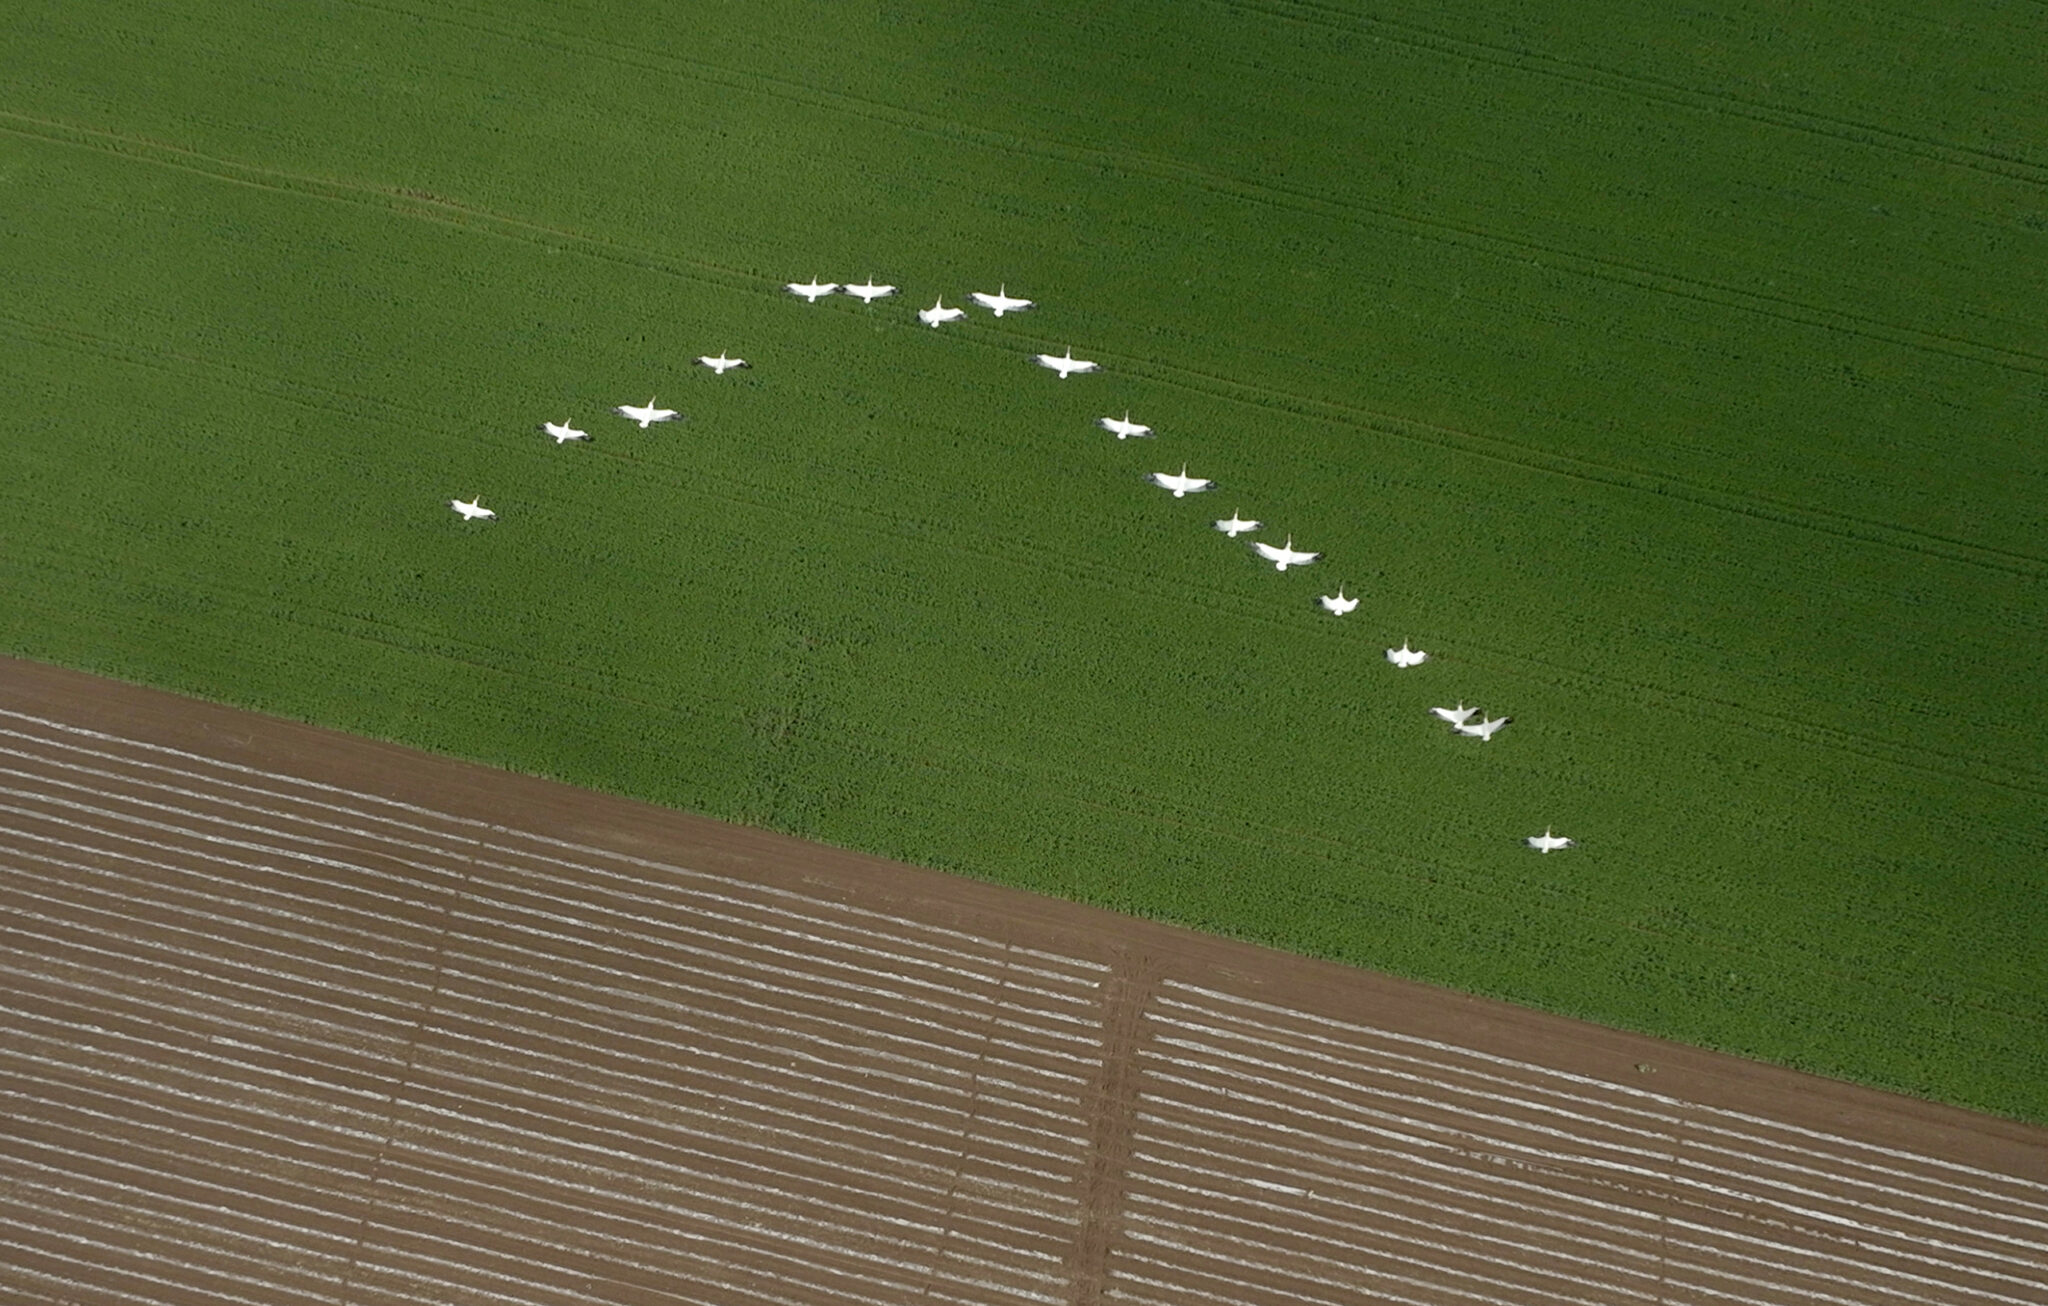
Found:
<box><xmin>3</xmin><ymin>1</ymin><xmax>2045</xmax><ymax>1119</ymax></box>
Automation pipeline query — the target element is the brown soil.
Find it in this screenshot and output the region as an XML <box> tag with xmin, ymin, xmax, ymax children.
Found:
<box><xmin>2</xmin><ymin>655</ymin><xmax>2042</xmax><ymax>1306</ymax></box>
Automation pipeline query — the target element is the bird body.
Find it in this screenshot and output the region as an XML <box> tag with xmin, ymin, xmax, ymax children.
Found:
<box><xmin>1430</xmin><ymin>703</ymin><xmax>1479</xmax><ymax>726</ymax></box>
<box><xmin>1252</xmin><ymin>537</ymin><xmax>1319</xmax><ymax>570</ymax></box>
<box><xmin>615</xmin><ymin>398</ymin><xmax>680</xmax><ymax>428</ymax></box>
<box><xmin>1036</xmin><ymin>348</ymin><xmax>1099</xmax><ymax>379</ymax></box>
<box><xmin>1386</xmin><ymin>641</ymin><xmax>1429</xmax><ymax>668</ymax></box>
<box><xmin>786</xmin><ymin>278</ymin><xmax>838</xmax><ymax>302</ymax></box>
<box><xmin>450</xmin><ymin>497</ymin><xmax>495</xmax><ymax>521</ymax></box>
<box><xmin>1527</xmin><ymin>828</ymin><xmax>1576</xmax><ymax>853</ymax></box>
<box><xmin>1319</xmin><ymin>588</ymin><xmax>1358</xmax><ymax>616</ymax></box>
<box><xmin>971</xmin><ymin>284</ymin><xmax>1034</xmax><ymax>316</ymax></box>
<box><xmin>1214</xmin><ymin>511</ymin><xmax>1260</xmax><ymax>538</ymax></box>
<box><xmin>844</xmin><ymin>279</ymin><xmax>897</xmax><ymax>303</ymax></box>
<box><xmin>1150</xmin><ymin>464</ymin><xmax>1213</xmax><ymax>497</ymax></box>
<box><xmin>918</xmin><ymin>297</ymin><xmax>966</xmax><ymax>327</ymax></box>
<box><xmin>540</xmin><ymin>420</ymin><xmax>590</xmax><ymax>444</ymax></box>
<box><xmin>1453</xmin><ymin>715</ymin><xmax>1512</xmax><ymax>741</ymax></box>
<box><xmin>697</xmin><ymin>353</ymin><xmax>749</xmax><ymax>374</ymax></box>
<box><xmin>1099</xmin><ymin>412</ymin><xmax>1153</xmax><ymax>439</ymax></box>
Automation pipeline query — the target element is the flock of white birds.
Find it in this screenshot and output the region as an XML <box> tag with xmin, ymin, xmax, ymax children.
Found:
<box><xmin>446</xmin><ymin>275</ymin><xmax>1572</xmax><ymax>854</ymax></box>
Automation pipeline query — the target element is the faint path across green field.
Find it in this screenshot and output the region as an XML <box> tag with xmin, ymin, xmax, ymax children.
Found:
<box><xmin>2</xmin><ymin>0</ymin><xmax>2044</xmax><ymax>1119</ymax></box>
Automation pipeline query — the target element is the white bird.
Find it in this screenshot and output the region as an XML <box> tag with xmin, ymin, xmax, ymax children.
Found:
<box><xmin>786</xmin><ymin>277</ymin><xmax>838</xmax><ymax>302</ymax></box>
<box><xmin>844</xmin><ymin>278</ymin><xmax>897</xmax><ymax>303</ymax></box>
<box><xmin>1527</xmin><ymin>828</ymin><xmax>1576</xmax><ymax>853</ymax></box>
<box><xmin>1386</xmin><ymin>641</ymin><xmax>1429</xmax><ymax>668</ymax></box>
<box><xmin>1099</xmin><ymin>411</ymin><xmax>1153</xmax><ymax>439</ymax></box>
<box><xmin>1150</xmin><ymin>464</ymin><xmax>1213</xmax><ymax>497</ymax></box>
<box><xmin>697</xmin><ymin>352</ymin><xmax>749</xmax><ymax>374</ymax></box>
<box><xmin>449</xmin><ymin>497</ymin><xmax>495</xmax><ymax>521</ymax></box>
<box><xmin>1214</xmin><ymin>510</ymin><xmax>1260</xmax><ymax>537</ymax></box>
<box><xmin>615</xmin><ymin>397</ymin><xmax>680</xmax><ymax>428</ymax></box>
<box><xmin>971</xmin><ymin>284</ymin><xmax>1034</xmax><ymax>316</ymax></box>
<box><xmin>1453</xmin><ymin>715</ymin><xmax>1512</xmax><ymax>741</ymax></box>
<box><xmin>918</xmin><ymin>296</ymin><xmax>967</xmax><ymax>327</ymax></box>
<box><xmin>1429</xmin><ymin>703</ymin><xmax>1479</xmax><ymax>726</ymax></box>
<box><xmin>1319</xmin><ymin>588</ymin><xmax>1358</xmax><ymax>616</ymax></box>
<box><xmin>1036</xmin><ymin>348</ymin><xmax>1099</xmax><ymax>379</ymax></box>
<box><xmin>539</xmin><ymin>419</ymin><xmax>590</xmax><ymax>444</ymax></box>
<box><xmin>1251</xmin><ymin>537</ymin><xmax>1320</xmax><ymax>571</ymax></box>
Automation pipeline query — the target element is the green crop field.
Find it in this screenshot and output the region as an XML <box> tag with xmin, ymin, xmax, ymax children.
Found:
<box><xmin>3</xmin><ymin>0</ymin><xmax>2044</xmax><ymax>1119</ymax></box>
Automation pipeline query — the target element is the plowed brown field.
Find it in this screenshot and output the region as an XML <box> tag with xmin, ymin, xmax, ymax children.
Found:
<box><xmin>2</xmin><ymin>657</ymin><xmax>2043</xmax><ymax>1306</ymax></box>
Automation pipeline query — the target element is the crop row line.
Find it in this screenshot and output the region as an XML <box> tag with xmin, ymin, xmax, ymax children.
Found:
<box><xmin>7</xmin><ymin>111</ymin><xmax>2041</xmax><ymax>589</ymax></box>
<box><xmin>15</xmin><ymin>711</ymin><xmax>2042</xmax><ymax>1057</ymax></box>
<box><xmin>1231</xmin><ymin>0</ymin><xmax>2048</xmax><ymax>188</ymax></box>
<box><xmin>366</xmin><ymin>0</ymin><xmax>2048</xmax><ymax>383</ymax></box>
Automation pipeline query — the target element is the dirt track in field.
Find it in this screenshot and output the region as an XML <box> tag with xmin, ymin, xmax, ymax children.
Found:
<box><xmin>1</xmin><ymin>656</ymin><xmax>2043</xmax><ymax>1306</ymax></box>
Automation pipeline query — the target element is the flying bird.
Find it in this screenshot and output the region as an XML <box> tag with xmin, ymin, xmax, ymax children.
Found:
<box><xmin>1252</xmin><ymin>537</ymin><xmax>1319</xmax><ymax>571</ymax></box>
<box><xmin>1453</xmin><ymin>715</ymin><xmax>1512</xmax><ymax>741</ymax></box>
<box><xmin>449</xmin><ymin>497</ymin><xmax>496</xmax><ymax>521</ymax></box>
<box><xmin>1386</xmin><ymin>641</ymin><xmax>1429</xmax><ymax>668</ymax></box>
<box><xmin>1098</xmin><ymin>411</ymin><xmax>1153</xmax><ymax>439</ymax></box>
<box><xmin>1526</xmin><ymin>828</ymin><xmax>1576</xmax><ymax>853</ymax></box>
<box><xmin>697</xmin><ymin>353</ymin><xmax>749</xmax><ymax>374</ymax></box>
<box><xmin>1036</xmin><ymin>348</ymin><xmax>1099</xmax><ymax>379</ymax></box>
<box><xmin>1150</xmin><ymin>464</ymin><xmax>1213</xmax><ymax>497</ymax></box>
<box><xmin>1430</xmin><ymin>703</ymin><xmax>1479</xmax><ymax>726</ymax></box>
<box><xmin>1214</xmin><ymin>511</ymin><xmax>1260</xmax><ymax>538</ymax></box>
<box><xmin>918</xmin><ymin>296</ymin><xmax>967</xmax><ymax>327</ymax></box>
<box><xmin>1319</xmin><ymin>588</ymin><xmax>1359</xmax><ymax>616</ymax></box>
<box><xmin>844</xmin><ymin>278</ymin><xmax>897</xmax><ymax>303</ymax></box>
<box><xmin>539</xmin><ymin>420</ymin><xmax>590</xmax><ymax>444</ymax></box>
<box><xmin>786</xmin><ymin>278</ymin><xmax>839</xmax><ymax>302</ymax></box>
<box><xmin>615</xmin><ymin>397</ymin><xmax>680</xmax><ymax>428</ymax></box>
<box><xmin>971</xmin><ymin>284</ymin><xmax>1034</xmax><ymax>316</ymax></box>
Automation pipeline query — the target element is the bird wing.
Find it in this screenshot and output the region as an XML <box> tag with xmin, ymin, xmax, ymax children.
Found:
<box><xmin>1251</xmin><ymin>540</ymin><xmax>1285</xmax><ymax>561</ymax></box>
